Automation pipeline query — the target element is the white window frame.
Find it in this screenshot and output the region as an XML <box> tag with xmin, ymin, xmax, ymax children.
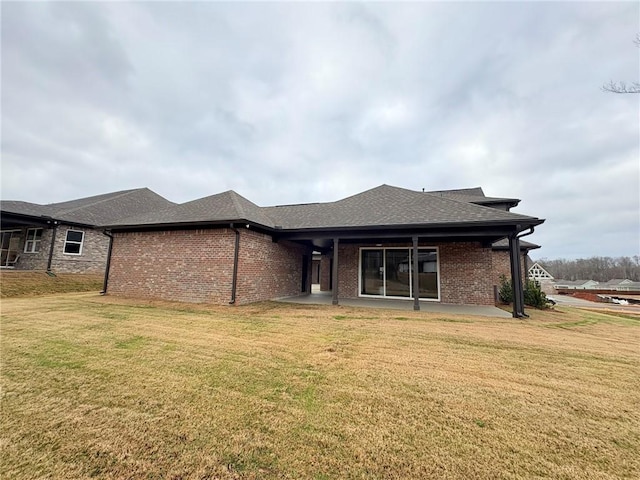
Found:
<box><xmin>24</xmin><ymin>228</ymin><xmax>43</xmax><ymax>253</ymax></box>
<box><xmin>358</xmin><ymin>246</ymin><xmax>441</xmax><ymax>302</ymax></box>
<box><xmin>63</xmin><ymin>229</ymin><xmax>85</xmax><ymax>256</ymax></box>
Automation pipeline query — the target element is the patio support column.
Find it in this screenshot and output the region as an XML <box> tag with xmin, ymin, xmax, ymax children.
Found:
<box><xmin>332</xmin><ymin>238</ymin><xmax>339</xmax><ymax>305</ymax></box>
<box><xmin>46</xmin><ymin>221</ymin><xmax>58</xmax><ymax>272</ymax></box>
<box><xmin>509</xmin><ymin>234</ymin><xmax>525</xmax><ymax>318</ymax></box>
<box><xmin>412</xmin><ymin>236</ymin><xmax>420</xmax><ymax>311</ymax></box>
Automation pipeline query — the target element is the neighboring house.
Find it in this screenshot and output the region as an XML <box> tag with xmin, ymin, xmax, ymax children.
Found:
<box><xmin>599</xmin><ymin>279</ymin><xmax>633</xmax><ymax>289</ymax></box>
<box><xmin>103</xmin><ymin>184</ymin><xmax>544</xmax><ymax>317</ymax></box>
<box><xmin>553</xmin><ymin>279</ymin><xmax>600</xmax><ymax>290</ymax></box>
<box><xmin>528</xmin><ymin>262</ymin><xmax>554</xmax><ymax>281</ymax></box>
<box><xmin>0</xmin><ymin>189</ymin><xmax>174</xmax><ymax>274</ymax></box>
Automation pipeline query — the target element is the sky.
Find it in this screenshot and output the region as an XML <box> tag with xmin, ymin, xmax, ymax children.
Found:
<box><xmin>2</xmin><ymin>1</ymin><xmax>639</xmax><ymax>260</ymax></box>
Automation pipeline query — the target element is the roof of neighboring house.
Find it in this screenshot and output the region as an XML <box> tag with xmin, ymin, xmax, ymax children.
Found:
<box><xmin>107</xmin><ymin>184</ymin><xmax>543</xmax><ymax>233</ymax></box>
<box><xmin>1</xmin><ymin>188</ymin><xmax>175</xmax><ymax>227</ymax></box>
<box><xmin>554</xmin><ymin>279</ymin><xmax>598</xmax><ymax>286</ymax></box>
<box><xmin>600</xmin><ymin>279</ymin><xmax>633</xmax><ymax>286</ymax></box>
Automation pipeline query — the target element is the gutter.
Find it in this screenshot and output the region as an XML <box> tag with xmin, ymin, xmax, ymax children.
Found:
<box><xmin>229</xmin><ymin>224</ymin><xmax>240</xmax><ymax>304</ymax></box>
<box><xmin>511</xmin><ymin>226</ymin><xmax>536</xmax><ymax>318</ymax></box>
<box><xmin>101</xmin><ymin>230</ymin><xmax>114</xmax><ymax>295</ymax></box>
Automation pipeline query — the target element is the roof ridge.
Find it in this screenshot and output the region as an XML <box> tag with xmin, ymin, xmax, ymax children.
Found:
<box><xmin>228</xmin><ymin>190</ymin><xmax>247</xmax><ymax>218</ymax></box>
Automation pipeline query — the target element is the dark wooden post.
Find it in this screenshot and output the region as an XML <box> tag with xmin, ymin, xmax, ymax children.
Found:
<box><xmin>332</xmin><ymin>238</ymin><xmax>339</xmax><ymax>305</ymax></box>
<box><xmin>412</xmin><ymin>236</ymin><xmax>420</xmax><ymax>311</ymax></box>
<box><xmin>509</xmin><ymin>234</ymin><xmax>525</xmax><ymax>318</ymax></box>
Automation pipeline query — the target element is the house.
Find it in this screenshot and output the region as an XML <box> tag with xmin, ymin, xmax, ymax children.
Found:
<box><xmin>553</xmin><ymin>279</ymin><xmax>600</xmax><ymax>290</ymax></box>
<box><xmin>0</xmin><ymin>189</ymin><xmax>174</xmax><ymax>274</ymax></box>
<box><xmin>103</xmin><ymin>184</ymin><xmax>544</xmax><ymax>317</ymax></box>
<box><xmin>528</xmin><ymin>262</ymin><xmax>554</xmax><ymax>281</ymax></box>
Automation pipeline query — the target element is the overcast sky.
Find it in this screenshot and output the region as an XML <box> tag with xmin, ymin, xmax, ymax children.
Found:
<box><xmin>2</xmin><ymin>2</ymin><xmax>639</xmax><ymax>260</ymax></box>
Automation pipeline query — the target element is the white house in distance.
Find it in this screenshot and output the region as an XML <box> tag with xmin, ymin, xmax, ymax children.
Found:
<box><xmin>528</xmin><ymin>262</ymin><xmax>554</xmax><ymax>281</ymax></box>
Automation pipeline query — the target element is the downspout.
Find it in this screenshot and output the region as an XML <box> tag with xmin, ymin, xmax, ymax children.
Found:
<box><xmin>46</xmin><ymin>221</ymin><xmax>58</xmax><ymax>273</ymax></box>
<box><xmin>512</xmin><ymin>226</ymin><xmax>535</xmax><ymax>318</ymax></box>
<box><xmin>101</xmin><ymin>230</ymin><xmax>114</xmax><ymax>295</ymax></box>
<box><xmin>229</xmin><ymin>224</ymin><xmax>240</xmax><ymax>304</ymax></box>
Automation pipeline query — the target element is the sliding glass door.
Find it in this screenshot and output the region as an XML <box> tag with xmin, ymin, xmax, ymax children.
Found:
<box><xmin>360</xmin><ymin>247</ymin><xmax>439</xmax><ymax>300</ymax></box>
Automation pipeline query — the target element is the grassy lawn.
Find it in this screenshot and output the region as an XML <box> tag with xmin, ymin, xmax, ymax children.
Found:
<box><xmin>0</xmin><ymin>271</ymin><xmax>103</xmax><ymax>298</ymax></box>
<box><xmin>1</xmin><ymin>294</ymin><xmax>639</xmax><ymax>479</ymax></box>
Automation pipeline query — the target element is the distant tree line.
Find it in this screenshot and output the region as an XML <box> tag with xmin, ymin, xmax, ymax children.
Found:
<box><xmin>536</xmin><ymin>256</ymin><xmax>640</xmax><ymax>282</ymax></box>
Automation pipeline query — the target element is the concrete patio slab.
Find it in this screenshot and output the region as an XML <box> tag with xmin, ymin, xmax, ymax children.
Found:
<box><xmin>276</xmin><ymin>292</ymin><xmax>512</xmax><ymax>318</ymax></box>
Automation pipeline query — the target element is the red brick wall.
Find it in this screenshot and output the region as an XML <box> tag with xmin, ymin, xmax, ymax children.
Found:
<box><xmin>334</xmin><ymin>242</ymin><xmax>496</xmax><ymax>305</ymax></box>
<box><xmin>107</xmin><ymin>228</ymin><xmax>310</xmax><ymax>305</ymax></box>
<box><xmin>108</xmin><ymin>229</ymin><xmax>236</xmax><ymax>303</ymax></box>
<box><xmin>235</xmin><ymin>229</ymin><xmax>311</xmax><ymax>304</ymax></box>
<box><xmin>439</xmin><ymin>243</ymin><xmax>493</xmax><ymax>305</ymax></box>
<box><xmin>320</xmin><ymin>255</ymin><xmax>331</xmax><ymax>291</ymax></box>
<box><xmin>491</xmin><ymin>250</ymin><xmax>527</xmax><ymax>293</ymax></box>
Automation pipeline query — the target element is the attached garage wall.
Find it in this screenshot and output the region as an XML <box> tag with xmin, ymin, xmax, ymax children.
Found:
<box><xmin>107</xmin><ymin>228</ymin><xmax>310</xmax><ymax>305</ymax></box>
<box><xmin>108</xmin><ymin>229</ymin><xmax>236</xmax><ymax>304</ymax></box>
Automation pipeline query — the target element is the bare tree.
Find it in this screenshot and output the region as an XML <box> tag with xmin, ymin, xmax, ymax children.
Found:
<box><xmin>602</xmin><ymin>34</ymin><xmax>640</xmax><ymax>93</ymax></box>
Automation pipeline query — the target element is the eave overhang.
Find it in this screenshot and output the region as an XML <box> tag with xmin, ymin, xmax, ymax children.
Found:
<box><xmin>105</xmin><ymin>217</ymin><xmax>544</xmax><ymax>247</ymax></box>
<box><xmin>0</xmin><ymin>212</ymin><xmax>92</xmax><ymax>229</ymax></box>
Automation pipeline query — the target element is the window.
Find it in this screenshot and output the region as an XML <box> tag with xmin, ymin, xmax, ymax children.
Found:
<box><xmin>24</xmin><ymin>228</ymin><xmax>43</xmax><ymax>253</ymax></box>
<box><xmin>360</xmin><ymin>247</ymin><xmax>440</xmax><ymax>300</ymax></box>
<box><xmin>64</xmin><ymin>230</ymin><xmax>84</xmax><ymax>255</ymax></box>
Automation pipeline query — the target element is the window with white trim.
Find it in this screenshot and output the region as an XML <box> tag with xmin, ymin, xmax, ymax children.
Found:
<box><xmin>63</xmin><ymin>230</ymin><xmax>84</xmax><ymax>255</ymax></box>
<box><xmin>24</xmin><ymin>228</ymin><xmax>43</xmax><ymax>253</ymax></box>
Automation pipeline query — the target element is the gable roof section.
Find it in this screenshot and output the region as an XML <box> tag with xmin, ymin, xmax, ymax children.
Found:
<box><xmin>111</xmin><ymin>190</ymin><xmax>275</xmax><ymax>228</ymax></box>
<box><xmin>1</xmin><ymin>188</ymin><xmax>175</xmax><ymax>227</ymax></box>
<box><xmin>266</xmin><ymin>184</ymin><xmax>537</xmax><ymax>229</ymax></box>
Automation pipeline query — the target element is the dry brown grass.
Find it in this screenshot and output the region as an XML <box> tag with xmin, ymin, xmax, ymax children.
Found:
<box><xmin>0</xmin><ymin>271</ymin><xmax>103</xmax><ymax>298</ymax></box>
<box><xmin>1</xmin><ymin>294</ymin><xmax>639</xmax><ymax>479</ymax></box>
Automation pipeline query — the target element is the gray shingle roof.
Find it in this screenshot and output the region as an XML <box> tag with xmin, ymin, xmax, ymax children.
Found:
<box><xmin>492</xmin><ymin>238</ymin><xmax>540</xmax><ymax>250</ymax></box>
<box><xmin>265</xmin><ymin>185</ymin><xmax>538</xmax><ymax>229</ymax></box>
<box><xmin>0</xmin><ymin>201</ymin><xmax>55</xmax><ymax>218</ymax></box>
<box><xmin>426</xmin><ymin>187</ymin><xmax>519</xmax><ymax>206</ymax></box>
<box><xmin>112</xmin><ymin>190</ymin><xmax>275</xmax><ymax>228</ymax></box>
<box><xmin>105</xmin><ymin>184</ymin><xmax>543</xmax><ymax>231</ymax></box>
<box><xmin>1</xmin><ymin>188</ymin><xmax>174</xmax><ymax>226</ymax></box>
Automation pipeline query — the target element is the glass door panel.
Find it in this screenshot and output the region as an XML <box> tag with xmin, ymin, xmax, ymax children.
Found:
<box><xmin>385</xmin><ymin>249</ymin><xmax>411</xmax><ymax>297</ymax></box>
<box><xmin>417</xmin><ymin>249</ymin><xmax>438</xmax><ymax>299</ymax></box>
<box><xmin>1</xmin><ymin>231</ymin><xmax>20</xmax><ymax>267</ymax></box>
<box><xmin>361</xmin><ymin>250</ymin><xmax>383</xmax><ymax>295</ymax></box>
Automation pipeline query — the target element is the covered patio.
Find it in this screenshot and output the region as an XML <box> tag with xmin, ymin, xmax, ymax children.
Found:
<box><xmin>276</xmin><ymin>288</ymin><xmax>512</xmax><ymax>318</ymax></box>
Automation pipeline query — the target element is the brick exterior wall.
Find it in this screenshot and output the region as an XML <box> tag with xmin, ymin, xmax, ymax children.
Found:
<box><xmin>102</xmin><ymin>230</ymin><xmax>524</xmax><ymax>307</ymax></box>
<box><xmin>107</xmin><ymin>228</ymin><xmax>311</xmax><ymax>305</ymax></box>
<box><xmin>491</xmin><ymin>250</ymin><xmax>527</xmax><ymax>297</ymax></box>
<box><xmin>320</xmin><ymin>255</ymin><xmax>332</xmax><ymax>291</ymax></box>
<box><xmin>439</xmin><ymin>243</ymin><xmax>494</xmax><ymax>305</ymax></box>
<box><xmin>326</xmin><ymin>241</ymin><xmax>501</xmax><ymax>306</ymax></box>
<box><xmin>235</xmin><ymin>230</ymin><xmax>311</xmax><ymax>304</ymax></box>
<box><xmin>8</xmin><ymin>225</ymin><xmax>109</xmax><ymax>274</ymax></box>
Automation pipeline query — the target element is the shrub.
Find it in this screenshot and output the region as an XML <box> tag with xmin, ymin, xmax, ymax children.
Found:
<box><xmin>524</xmin><ymin>279</ymin><xmax>548</xmax><ymax>309</ymax></box>
<box><xmin>499</xmin><ymin>275</ymin><xmax>513</xmax><ymax>304</ymax></box>
<box><xmin>499</xmin><ymin>275</ymin><xmax>548</xmax><ymax>309</ymax></box>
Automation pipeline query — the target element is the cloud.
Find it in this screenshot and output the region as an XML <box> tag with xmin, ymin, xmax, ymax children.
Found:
<box><xmin>1</xmin><ymin>1</ymin><xmax>638</xmax><ymax>258</ymax></box>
